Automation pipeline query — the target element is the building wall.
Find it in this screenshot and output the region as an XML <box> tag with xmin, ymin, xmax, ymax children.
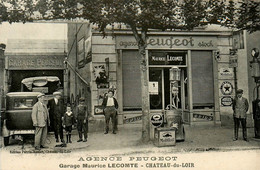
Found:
<box><xmin>217</xmin><ymin>35</ymin><xmax>235</xmax><ymax>126</ymax></box>
<box><xmin>91</xmin><ymin>35</ymin><xmax>117</xmax><ymax>115</ymax></box>
<box><xmin>67</xmin><ymin>23</ymin><xmax>92</xmax><ymax>112</ymax></box>
<box><xmin>0</xmin><ymin>44</ymin><xmax>6</xmax><ymax>110</ymax></box>
<box><xmin>67</xmin><ymin>24</ymin><xmax>252</xmax><ymax>129</ymax></box>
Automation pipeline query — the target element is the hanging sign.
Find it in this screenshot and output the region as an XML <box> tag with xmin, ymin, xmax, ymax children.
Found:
<box><xmin>220</xmin><ymin>81</ymin><xmax>234</xmax><ymax>95</ymax></box>
<box><xmin>221</xmin><ymin>96</ymin><xmax>233</xmax><ymax>107</ymax></box>
<box><xmin>229</xmin><ymin>49</ymin><xmax>238</xmax><ymax>68</ymax></box>
<box><xmin>218</xmin><ymin>67</ymin><xmax>234</xmax><ymax>79</ymax></box>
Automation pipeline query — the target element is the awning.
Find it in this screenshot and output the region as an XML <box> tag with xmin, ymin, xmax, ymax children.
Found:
<box><xmin>21</xmin><ymin>76</ymin><xmax>60</xmax><ymax>90</ymax></box>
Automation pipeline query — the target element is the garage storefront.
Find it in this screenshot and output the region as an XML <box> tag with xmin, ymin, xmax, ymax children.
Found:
<box><xmin>115</xmin><ymin>34</ymin><xmax>224</xmax><ymax>125</ymax></box>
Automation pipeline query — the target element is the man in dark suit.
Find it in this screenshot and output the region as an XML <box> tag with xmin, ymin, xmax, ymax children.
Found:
<box><xmin>48</xmin><ymin>91</ymin><xmax>64</xmax><ymax>143</ymax></box>
<box><xmin>102</xmin><ymin>90</ymin><xmax>118</xmax><ymax>134</ymax></box>
<box><xmin>31</xmin><ymin>93</ymin><xmax>50</xmax><ymax>150</ymax></box>
<box><xmin>232</xmin><ymin>89</ymin><xmax>249</xmax><ymax>141</ymax></box>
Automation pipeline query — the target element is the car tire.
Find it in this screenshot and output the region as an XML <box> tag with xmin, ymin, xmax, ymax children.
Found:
<box><xmin>4</xmin><ymin>136</ymin><xmax>9</xmax><ymax>146</ymax></box>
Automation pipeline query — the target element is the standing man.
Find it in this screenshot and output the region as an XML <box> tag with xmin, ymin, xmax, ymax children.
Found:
<box><xmin>48</xmin><ymin>91</ymin><xmax>64</xmax><ymax>143</ymax></box>
<box><xmin>232</xmin><ymin>89</ymin><xmax>249</xmax><ymax>141</ymax></box>
<box><xmin>76</xmin><ymin>97</ymin><xmax>89</xmax><ymax>142</ymax></box>
<box><xmin>31</xmin><ymin>93</ymin><xmax>50</xmax><ymax>150</ymax></box>
<box><xmin>102</xmin><ymin>90</ymin><xmax>118</xmax><ymax>134</ymax></box>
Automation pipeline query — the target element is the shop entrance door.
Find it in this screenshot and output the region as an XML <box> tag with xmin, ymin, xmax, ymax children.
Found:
<box><xmin>149</xmin><ymin>68</ymin><xmax>189</xmax><ymax>122</ymax></box>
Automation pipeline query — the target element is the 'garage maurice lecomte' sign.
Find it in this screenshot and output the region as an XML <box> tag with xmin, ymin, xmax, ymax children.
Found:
<box><xmin>149</xmin><ymin>52</ymin><xmax>186</xmax><ymax>66</ymax></box>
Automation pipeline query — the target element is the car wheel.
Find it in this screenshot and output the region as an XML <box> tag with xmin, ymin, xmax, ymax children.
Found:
<box><xmin>4</xmin><ymin>136</ymin><xmax>9</xmax><ymax>146</ymax></box>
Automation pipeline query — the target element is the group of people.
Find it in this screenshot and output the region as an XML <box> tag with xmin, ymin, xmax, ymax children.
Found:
<box><xmin>31</xmin><ymin>89</ymin><xmax>118</xmax><ymax>150</ymax></box>
<box><xmin>31</xmin><ymin>87</ymin><xmax>249</xmax><ymax>150</ymax></box>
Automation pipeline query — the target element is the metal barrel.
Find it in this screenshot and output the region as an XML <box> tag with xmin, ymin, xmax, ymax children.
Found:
<box><xmin>165</xmin><ymin>109</ymin><xmax>182</xmax><ymax>129</ymax></box>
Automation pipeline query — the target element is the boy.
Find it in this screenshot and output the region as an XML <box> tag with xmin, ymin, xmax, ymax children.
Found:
<box><xmin>63</xmin><ymin>104</ymin><xmax>74</xmax><ymax>143</ymax></box>
<box><xmin>76</xmin><ymin>97</ymin><xmax>89</xmax><ymax>142</ymax></box>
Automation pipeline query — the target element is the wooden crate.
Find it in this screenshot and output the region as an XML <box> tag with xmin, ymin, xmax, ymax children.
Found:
<box><xmin>154</xmin><ymin>127</ymin><xmax>176</xmax><ymax>147</ymax></box>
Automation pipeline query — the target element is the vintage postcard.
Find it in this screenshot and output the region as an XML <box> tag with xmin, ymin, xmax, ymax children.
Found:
<box><xmin>1</xmin><ymin>0</ymin><xmax>260</xmax><ymax>170</ymax></box>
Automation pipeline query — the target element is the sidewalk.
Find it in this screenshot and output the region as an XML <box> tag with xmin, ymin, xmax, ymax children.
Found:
<box><xmin>1</xmin><ymin>123</ymin><xmax>260</xmax><ymax>154</ymax></box>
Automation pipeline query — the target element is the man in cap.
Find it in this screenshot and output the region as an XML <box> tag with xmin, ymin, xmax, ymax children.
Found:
<box><xmin>48</xmin><ymin>91</ymin><xmax>65</xmax><ymax>143</ymax></box>
<box><xmin>75</xmin><ymin>97</ymin><xmax>89</xmax><ymax>142</ymax></box>
<box><xmin>31</xmin><ymin>93</ymin><xmax>50</xmax><ymax>150</ymax></box>
<box><xmin>232</xmin><ymin>89</ymin><xmax>249</xmax><ymax>141</ymax></box>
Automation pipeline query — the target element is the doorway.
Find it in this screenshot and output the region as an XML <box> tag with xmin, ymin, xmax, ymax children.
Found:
<box><xmin>149</xmin><ymin>67</ymin><xmax>188</xmax><ymax>111</ymax></box>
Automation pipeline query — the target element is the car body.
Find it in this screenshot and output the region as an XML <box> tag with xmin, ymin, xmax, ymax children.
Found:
<box><xmin>2</xmin><ymin>92</ymin><xmax>41</xmax><ymax>146</ymax></box>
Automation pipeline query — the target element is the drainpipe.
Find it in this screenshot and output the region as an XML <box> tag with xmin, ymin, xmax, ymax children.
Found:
<box><xmin>0</xmin><ymin>43</ymin><xmax>6</xmax><ymax>131</ymax></box>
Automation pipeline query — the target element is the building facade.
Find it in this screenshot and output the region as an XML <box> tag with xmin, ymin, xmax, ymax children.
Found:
<box><xmin>67</xmin><ymin>23</ymin><xmax>252</xmax><ymax>132</ymax></box>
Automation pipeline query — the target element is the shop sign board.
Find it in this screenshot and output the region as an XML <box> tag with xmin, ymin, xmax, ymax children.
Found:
<box><xmin>116</xmin><ymin>36</ymin><xmax>217</xmax><ymax>50</ymax></box>
<box><xmin>149</xmin><ymin>52</ymin><xmax>187</xmax><ymax>66</ymax></box>
<box><xmin>220</xmin><ymin>81</ymin><xmax>234</xmax><ymax>95</ymax></box>
<box><xmin>124</xmin><ymin>115</ymin><xmax>142</xmax><ymax>124</ymax></box>
<box><xmin>7</xmin><ymin>55</ymin><xmax>64</xmax><ymax>70</ymax></box>
<box><xmin>221</xmin><ymin>96</ymin><xmax>233</xmax><ymax>107</ymax></box>
<box><xmin>218</xmin><ymin>67</ymin><xmax>234</xmax><ymax>79</ymax></box>
<box><xmin>94</xmin><ymin>105</ymin><xmax>104</xmax><ymax>115</ymax></box>
<box><xmin>193</xmin><ymin>113</ymin><xmax>213</xmax><ymax>121</ymax></box>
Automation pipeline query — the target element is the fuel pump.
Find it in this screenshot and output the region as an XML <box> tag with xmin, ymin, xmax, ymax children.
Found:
<box><xmin>169</xmin><ymin>66</ymin><xmax>181</xmax><ymax>109</ymax></box>
<box><xmin>163</xmin><ymin>66</ymin><xmax>185</xmax><ymax>141</ymax></box>
<box><xmin>165</xmin><ymin>66</ymin><xmax>180</xmax><ymax>127</ymax></box>
<box><xmin>250</xmin><ymin>48</ymin><xmax>260</xmax><ymax>138</ymax></box>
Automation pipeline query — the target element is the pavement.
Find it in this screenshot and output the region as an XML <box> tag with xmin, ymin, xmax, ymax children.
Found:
<box><xmin>1</xmin><ymin>122</ymin><xmax>260</xmax><ymax>154</ymax></box>
<box><xmin>1</xmin><ymin>123</ymin><xmax>260</xmax><ymax>170</ymax></box>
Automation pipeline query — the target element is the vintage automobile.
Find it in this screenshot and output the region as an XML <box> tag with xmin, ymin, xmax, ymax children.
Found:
<box><xmin>2</xmin><ymin>92</ymin><xmax>41</xmax><ymax>146</ymax></box>
<box><xmin>21</xmin><ymin>76</ymin><xmax>61</xmax><ymax>95</ymax></box>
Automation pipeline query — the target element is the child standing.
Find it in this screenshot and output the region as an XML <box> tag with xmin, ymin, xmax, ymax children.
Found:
<box><xmin>63</xmin><ymin>104</ymin><xmax>74</xmax><ymax>143</ymax></box>
<box><xmin>76</xmin><ymin>97</ymin><xmax>89</xmax><ymax>142</ymax></box>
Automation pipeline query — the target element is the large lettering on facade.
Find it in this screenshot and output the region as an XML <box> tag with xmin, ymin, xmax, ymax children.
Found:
<box><xmin>8</xmin><ymin>55</ymin><xmax>64</xmax><ymax>70</ymax></box>
<box><xmin>116</xmin><ymin>36</ymin><xmax>217</xmax><ymax>49</ymax></box>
